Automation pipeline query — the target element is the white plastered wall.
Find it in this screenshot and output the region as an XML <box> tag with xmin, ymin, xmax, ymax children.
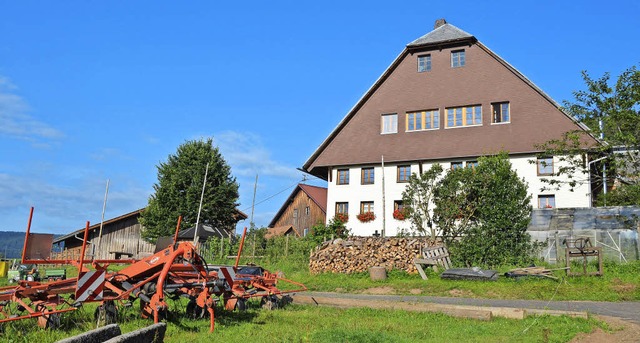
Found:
<box><xmin>326</xmin><ymin>154</ymin><xmax>591</xmax><ymax>236</ymax></box>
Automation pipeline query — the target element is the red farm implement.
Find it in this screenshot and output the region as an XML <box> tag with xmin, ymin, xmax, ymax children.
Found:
<box><xmin>0</xmin><ymin>207</ymin><xmax>306</xmax><ymax>332</ymax></box>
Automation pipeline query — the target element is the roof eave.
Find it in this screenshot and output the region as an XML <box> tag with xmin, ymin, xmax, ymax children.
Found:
<box><xmin>302</xmin><ymin>48</ymin><xmax>410</xmax><ymax>175</ymax></box>
<box><xmin>406</xmin><ymin>36</ymin><xmax>477</xmax><ymax>51</ymax></box>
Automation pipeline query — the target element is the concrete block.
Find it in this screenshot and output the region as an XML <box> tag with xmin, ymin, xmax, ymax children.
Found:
<box><xmin>56</xmin><ymin>324</ymin><xmax>121</xmax><ymax>343</ymax></box>
<box><xmin>104</xmin><ymin>322</ymin><xmax>166</xmax><ymax>343</ymax></box>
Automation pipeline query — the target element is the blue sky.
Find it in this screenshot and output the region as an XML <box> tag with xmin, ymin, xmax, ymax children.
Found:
<box><xmin>1</xmin><ymin>1</ymin><xmax>638</xmax><ymax>235</ymax></box>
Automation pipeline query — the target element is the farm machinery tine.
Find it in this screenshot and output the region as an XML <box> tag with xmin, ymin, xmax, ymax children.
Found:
<box><xmin>4</xmin><ymin>209</ymin><xmax>307</xmax><ymax>333</ymax></box>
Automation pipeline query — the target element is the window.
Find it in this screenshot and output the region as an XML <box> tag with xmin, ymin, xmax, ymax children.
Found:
<box><xmin>466</xmin><ymin>161</ymin><xmax>479</xmax><ymax>169</ymax></box>
<box><xmin>336</xmin><ymin>202</ymin><xmax>348</xmax><ymax>214</ymax></box>
<box><xmin>418</xmin><ymin>54</ymin><xmax>431</xmax><ymax>72</ymax></box>
<box><xmin>303</xmin><ymin>228</ymin><xmax>309</xmax><ymax>237</ymax></box>
<box><xmin>293</xmin><ymin>208</ymin><xmax>298</xmax><ymax>225</ymax></box>
<box><xmin>381</xmin><ymin>113</ymin><xmax>398</xmax><ymax>134</ymax></box>
<box><xmin>337</xmin><ymin>169</ymin><xmax>349</xmax><ymax>185</ymax></box>
<box><xmin>361</xmin><ymin>167</ymin><xmax>374</xmax><ymax>185</ymax></box>
<box><xmin>538</xmin><ymin>195</ymin><xmax>556</xmax><ymax>208</ymax></box>
<box><xmin>397</xmin><ymin>165</ymin><xmax>411</xmax><ymax>182</ymax></box>
<box><xmin>446</xmin><ymin>105</ymin><xmax>482</xmax><ymax>128</ymax></box>
<box><xmin>305</xmin><ymin>206</ymin><xmax>310</xmax><ymax>216</ymax></box>
<box><xmin>406</xmin><ymin>109</ymin><xmax>439</xmax><ymax>131</ymax></box>
<box><xmin>451</xmin><ymin>50</ymin><xmax>465</xmax><ymax>68</ymax></box>
<box><xmin>360</xmin><ymin>201</ymin><xmax>374</xmax><ymax>213</ymax></box>
<box><xmin>394</xmin><ymin>200</ymin><xmax>404</xmax><ymax>211</ymax></box>
<box><xmin>492</xmin><ymin>102</ymin><xmax>510</xmax><ymax>123</ymax></box>
<box><xmin>451</xmin><ymin>161</ymin><xmax>463</xmax><ymax>170</ymax></box>
<box><xmin>537</xmin><ymin>157</ymin><xmax>554</xmax><ymax>176</ymax></box>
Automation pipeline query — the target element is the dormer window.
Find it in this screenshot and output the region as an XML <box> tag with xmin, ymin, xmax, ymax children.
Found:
<box><xmin>451</xmin><ymin>50</ymin><xmax>465</xmax><ymax>68</ymax></box>
<box><xmin>418</xmin><ymin>54</ymin><xmax>431</xmax><ymax>72</ymax></box>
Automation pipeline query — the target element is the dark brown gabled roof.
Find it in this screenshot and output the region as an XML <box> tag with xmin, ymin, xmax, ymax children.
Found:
<box><xmin>302</xmin><ymin>21</ymin><xmax>599</xmax><ymax>180</ymax></box>
<box><xmin>268</xmin><ymin>184</ymin><xmax>327</xmax><ymax>227</ymax></box>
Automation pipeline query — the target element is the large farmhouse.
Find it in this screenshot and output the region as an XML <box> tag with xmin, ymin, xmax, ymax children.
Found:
<box><xmin>302</xmin><ymin>19</ymin><xmax>599</xmax><ymax>236</ymax></box>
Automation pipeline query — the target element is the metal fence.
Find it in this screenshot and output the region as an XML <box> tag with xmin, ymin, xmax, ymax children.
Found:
<box><xmin>527</xmin><ymin>206</ymin><xmax>640</xmax><ymax>263</ymax></box>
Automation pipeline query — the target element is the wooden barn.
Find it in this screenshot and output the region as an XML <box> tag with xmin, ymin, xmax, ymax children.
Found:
<box><xmin>52</xmin><ymin>208</ymin><xmax>247</xmax><ymax>260</ymax></box>
<box><xmin>268</xmin><ymin>184</ymin><xmax>327</xmax><ymax>237</ymax></box>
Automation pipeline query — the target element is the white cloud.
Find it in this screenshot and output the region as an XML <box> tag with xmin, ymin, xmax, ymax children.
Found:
<box><xmin>213</xmin><ymin>131</ymin><xmax>302</xmax><ymax>179</ymax></box>
<box><xmin>0</xmin><ymin>76</ymin><xmax>64</xmax><ymax>143</ymax></box>
<box><xmin>0</xmin><ymin>172</ymin><xmax>148</xmax><ymax>234</ymax></box>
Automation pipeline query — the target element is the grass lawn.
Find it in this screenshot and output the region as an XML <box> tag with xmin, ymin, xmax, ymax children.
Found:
<box><xmin>0</xmin><ymin>300</ymin><xmax>608</xmax><ymax>343</ymax></box>
<box><xmin>266</xmin><ymin>259</ymin><xmax>640</xmax><ymax>302</ymax></box>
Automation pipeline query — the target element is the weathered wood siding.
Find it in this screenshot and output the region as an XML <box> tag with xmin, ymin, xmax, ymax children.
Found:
<box><xmin>272</xmin><ymin>191</ymin><xmax>325</xmax><ymax>236</ymax></box>
<box><xmin>54</xmin><ymin>215</ymin><xmax>155</xmax><ymax>260</ymax></box>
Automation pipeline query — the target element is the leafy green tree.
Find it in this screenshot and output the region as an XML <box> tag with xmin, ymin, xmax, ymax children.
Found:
<box><xmin>536</xmin><ymin>65</ymin><xmax>640</xmax><ymax>205</ymax></box>
<box><xmin>401</xmin><ymin>164</ymin><xmax>443</xmax><ymax>240</ymax></box>
<box><xmin>308</xmin><ymin>218</ymin><xmax>349</xmax><ymax>244</ymax></box>
<box><xmin>434</xmin><ymin>153</ymin><xmax>534</xmax><ymax>267</ymax></box>
<box><xmin>139</xmin><ymin>138</ymin><xmax>239</xmax><ymax>241</ymax></box>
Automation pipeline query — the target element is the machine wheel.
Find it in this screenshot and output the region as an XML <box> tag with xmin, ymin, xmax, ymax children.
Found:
<box><xmin>38</xmin><ymin>313</ymin><xmax>61</xmax><ymax>329</ymax></box>
<box><xmin>261</xmin><ymin>295</ymin><xmax>279</xmax><ymax>310</ymax></box>
<box><xmin>186</xmin><ymin>300</ymin><xmax>206</xmax><ymax>319</ymax></box>
<box><xmin>236</xmin><ymin>298</ymin><xmax>247</xmax><ymax>312</ymax></box>
<box><xmin>95</xmin><ymin>301</ymin><xmax>118</xmax><ymax>325</ymax></box>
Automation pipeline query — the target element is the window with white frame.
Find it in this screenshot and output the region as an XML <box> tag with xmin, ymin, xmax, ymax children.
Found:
<box><xmin>381</xmin><ymin>113</ymin><xmax>398</xmax><ymax>134</ymax></box>
<box><xmin>451</xmin><ymin>50</ymin><xmax>465</xmax><ymax>68</ymax></box>
<box><xmin>418</xmin><ymin>54</ymin><xmax>431</xmax><ymax>72</ymax></box>
<box><xmin>537</xmin><ymin>157</ymin><xmax>554</xmax><ymax>176</ymax></box>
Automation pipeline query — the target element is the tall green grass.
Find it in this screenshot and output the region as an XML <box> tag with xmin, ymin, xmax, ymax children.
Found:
<box><xmin>0</xmin><ymin>299</ymin><xmax>607</xmax><ymax>343</ymax></box>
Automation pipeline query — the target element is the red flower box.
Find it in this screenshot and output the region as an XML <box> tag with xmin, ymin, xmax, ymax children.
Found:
<box><xmin>335</xmin><ymin>213</ymin><xmax>349</xmax><ymax>223</ymax></box>
<box><xmin>393</xmin><ymin>209</ymin><xmax>406</xmax><ymax>221</ymax></box>
<box><xmin>356</xmin><ymin>211</ymin><xmax>376</xmax><ymax>223</ymax></box>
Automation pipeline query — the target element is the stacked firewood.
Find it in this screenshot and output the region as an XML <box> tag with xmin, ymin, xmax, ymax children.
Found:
<box><xmin>309</xmin><ymin>237</ymin><xmax>433</xmax><ymax>274</ymax></box>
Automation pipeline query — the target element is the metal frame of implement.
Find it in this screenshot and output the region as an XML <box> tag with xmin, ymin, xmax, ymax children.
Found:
<box><xmin>0</xmin><ymin>208</ymin><xmax>306</xmax><ymax>332</ymax></box>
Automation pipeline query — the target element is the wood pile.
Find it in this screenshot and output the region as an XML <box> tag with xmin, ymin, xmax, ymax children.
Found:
<box><xmin>309</xmin><ymin>237</ymin><xmax>434</xmax><ymax>274</ymax></box>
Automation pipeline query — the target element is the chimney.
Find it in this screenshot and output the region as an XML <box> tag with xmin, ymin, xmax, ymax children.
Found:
<box><xmin>434</xmin><ymin>18</ymin><xmax>447</xmax><ymax>29</ymax></box>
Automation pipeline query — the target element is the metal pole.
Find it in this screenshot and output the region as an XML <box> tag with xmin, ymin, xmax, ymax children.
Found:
<box><xmin>250</xmin><ymin>174</ymin><xmax>258</xmax><ymax>229</ymax></box>
<box><xmin>600</xmin><ymin>119</ymin><xmax>607</xmax><ymax>205</ymax></box>
<box><xmin>381</xmin><ymin>155</ymin><xmax>386</xmax><ymax>237</ymax></box>
<box><xmin>194</xmin><ymin>163</ymin><xmax>210</xmax><ymax>247</ymax></box>
<box><xmin>96</xmin><ymin>179</ymin><xmax>110</xmax><ymax>259</ymax></box>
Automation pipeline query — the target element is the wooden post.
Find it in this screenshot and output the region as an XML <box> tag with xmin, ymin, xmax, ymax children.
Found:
<box><xmin>252</xmin><ymin>234</ymin><xmax>256</xmax><ymax>263</ymax></box>
<box><xmin>220</xmin><ymin>237</ymin><xmax>224</xmax><ymax>259</ymax></box>
<box><xmin>555</xmin><ymin>231</ymin><xmax>561</xmax><ymax>264</ymax></box>
<box><xmin>285</xmin><ymin>235</ymin><xmax>289</xmax><ymax>257</ymax></box>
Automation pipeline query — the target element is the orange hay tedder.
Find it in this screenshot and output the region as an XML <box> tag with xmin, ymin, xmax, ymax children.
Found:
<box><xmin>0</xmin><ymin>207</ymin><xmax>306</xmax><ymax>331</ymax></box>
